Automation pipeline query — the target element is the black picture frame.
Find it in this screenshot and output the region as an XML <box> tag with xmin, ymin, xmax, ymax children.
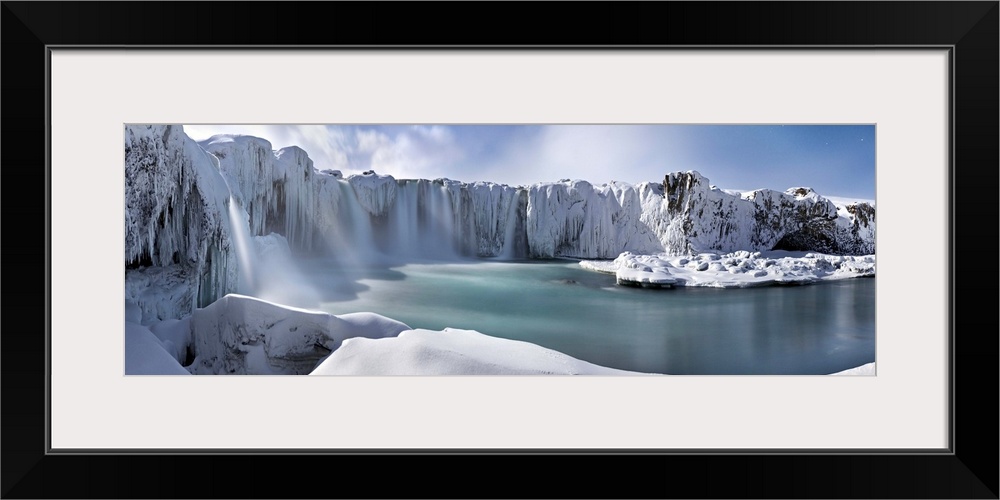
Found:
<box><xmin>3</xmin><ymin>2</ymin><xmax>997</xmax><ymax>498</ymax></box>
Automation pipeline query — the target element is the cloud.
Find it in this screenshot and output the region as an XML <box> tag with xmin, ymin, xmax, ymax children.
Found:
<box><xmin>285</xmin><ymin>125</ymin><xmax>351</xmax><ymax>171</ymax></box>
<box><xmin>478</xmin><ymin>125</ymin><xmax>679</xmax><ymax>186</ymax></box>
<box><xmin>359</xmin><ymin>125</ymin><xmax>464</xmax><ymax>179</ymax></box>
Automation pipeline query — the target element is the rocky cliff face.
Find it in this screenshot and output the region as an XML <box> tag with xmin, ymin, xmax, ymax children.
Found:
<box><xmin>656</xmin><ymin>171</ymin><xmax>852</xmax><ymax>256</ymax></box>
<box><xmin>125</xmin><ymin>126</ymin><xmax>875</xmax><ymax>319</ymax></box>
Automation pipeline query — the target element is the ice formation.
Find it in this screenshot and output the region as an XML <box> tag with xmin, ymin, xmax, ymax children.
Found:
<box><xmin>124</xmin><ymin>125</ymin><xmax>238</xmax><ymax>323</ymax></box>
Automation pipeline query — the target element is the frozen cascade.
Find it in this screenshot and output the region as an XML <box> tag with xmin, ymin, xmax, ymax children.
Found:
<box><xmin>468</xmin><ymin>182</ymin><xmax>525</xmax><ymax>258</ymax></box>
<box><xmin>525</xmin><ymin>180</ymin><xmax>663</xmax><ymax>259</ymax></box>
<box><xmin>272</xmin><ymin>146</ymin><xmax>316</xmax><ymax>250</ymax></box>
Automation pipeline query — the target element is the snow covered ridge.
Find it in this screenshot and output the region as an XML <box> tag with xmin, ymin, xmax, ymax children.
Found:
<box><xmin>126</xmin><ymin>294</ymin><xmax>873</xmax><ymax>375</ymax></box>
<box><xmin>580</xmin><ymin>250</ymin><xmax>875</xmax><ymax>288</ymax></box>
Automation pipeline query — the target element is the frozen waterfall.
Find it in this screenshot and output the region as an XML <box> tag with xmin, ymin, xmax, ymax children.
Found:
<box><xmin>126</xmin><ymin>126</ymin><xmax>876</xmax><ymax>321</ymax></box>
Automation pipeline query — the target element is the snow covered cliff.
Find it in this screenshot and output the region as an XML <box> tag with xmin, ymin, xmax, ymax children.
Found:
<box><xmin>656</xmin><ymin>171</ymin><xmax>875</xmax><ymax>256</ymax></box>
<box><xmin>125</xmin><ymin>126</ymin><xmax>875</xmax><ymax>319</ymax></box>
<box><xmin>124</xmin><ymin>125</ymin><xmax>239</xmax><ymax>322</ymax></box>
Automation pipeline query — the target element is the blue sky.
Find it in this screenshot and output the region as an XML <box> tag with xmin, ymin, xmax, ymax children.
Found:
<box><xmin>184</xmin><ymin>124</ymin><xmax>876</xmax><ymax>199</ymax></box>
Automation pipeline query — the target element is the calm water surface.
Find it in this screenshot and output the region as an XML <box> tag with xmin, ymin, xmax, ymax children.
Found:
<box><xmin>300</xmin><ymin>258</ymin><xmax>876</xmax><ymax>375</ymax></box>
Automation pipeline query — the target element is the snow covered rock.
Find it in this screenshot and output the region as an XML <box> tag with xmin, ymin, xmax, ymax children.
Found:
<box><xmin>310</xmin><ymin>328</ymin><xmax>645</xmax><ymax>375</ymax></box>
<box><xmin>581</xmin><ymin>250</ymin><xmax>874</xmax><ymax>288</ymax></box>
<box><xmin>188</xmin><ymin>294</ymin><xmax>409</xmax><ymax>375</ymax></box>
<box><xmin>612</xmin><ymin>252</ymin><xmax>677</xmax><ymax>288</ymax></box>
<box><xmin>656</xmin><ymin>172</ymin><xmax>841</xmax><ymax>255</ymax></box>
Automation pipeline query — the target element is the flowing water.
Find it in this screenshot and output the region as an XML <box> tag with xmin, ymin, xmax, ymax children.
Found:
<box><xmin>298</xmin><ymin>258</ymin><xmax>876</xmax><ymax>375</ymax></box>
<box><xmin>227</xmin><ymin>196</ymin><xmax>258</xmax><ymax>294</ymax></box>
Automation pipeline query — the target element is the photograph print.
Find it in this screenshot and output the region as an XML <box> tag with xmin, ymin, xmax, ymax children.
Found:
<box><xmin>124</xmin><ymin>124</ymin><xmax>876</xmax><ymax>376</ymax></box>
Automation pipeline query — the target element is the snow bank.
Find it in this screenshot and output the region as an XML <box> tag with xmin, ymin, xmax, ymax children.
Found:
<box><xmin>581</xmin><ymin>250</ymin><xmax>874</xmax><ymax>288</ymax></box>
<box><xmin>148</xmin><ymin>317</ymin><xmax>192</xmax><ymax>364</ymax></box>
<box><xmin>125</xmin><ymin>322</ymin><xmax>190</xmax><ymax>375</ymax></box>
<box><xmin>310</xmin><ymin>328</ymin><xmax>645</xmax><ymax>375</ymax></box>
<box><xmin>188</xmin><ymin>294</ymin><xmax>409</xmax><ymax>375</ymax></box>
<box><xmin>830</xmin><ymin>362</ymin><xmax>876</xmax><ymax>375</ymax></box>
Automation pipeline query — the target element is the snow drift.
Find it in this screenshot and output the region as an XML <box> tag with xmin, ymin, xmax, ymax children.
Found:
<box><xmin>311</xmin><ymin>328</ymin><xmax>644</xmax><ymax>375</ymax></box>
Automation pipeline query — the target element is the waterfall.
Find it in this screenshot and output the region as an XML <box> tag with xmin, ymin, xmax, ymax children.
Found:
<box><xmin>389</xmin><ymin>180</ymin><xmax>418</xmax><ymax>257</ymax></box>
<box><xmin>227</xmin><ymin>196</ymin><xmax>257</xmax><ymax>293</ymax></box>
<box><xmin>338</xmin><ymin>179</ymin><xmax>378</xmax><ymax>259</ymax></box>
<box><xmin>499</xmin><ymin>190</ymin><xmax>521</xmax><ymax>260</ymax></box>
<box><xmin>434</xmin><ymin>184</ymin><xmax>456</xmax><ymax>256</ymax></box>
<box><xmin>217</xmin><ymin>166</ymin><xmax>256</xmax><ymax>293</ymax></box>
<box><xmin>380</xmin><ymin>180</ymin><xmax>466</xmax><ymax>260</ymax></box>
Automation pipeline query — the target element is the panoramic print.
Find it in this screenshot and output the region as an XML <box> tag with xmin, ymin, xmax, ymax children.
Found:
<box><xmin>124</xmin><ymin>124</ymin><xmax>876</xmax><ymax>375</ymax></box>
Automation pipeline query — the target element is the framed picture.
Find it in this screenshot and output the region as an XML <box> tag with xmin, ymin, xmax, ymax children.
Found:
<box><xmin>6</xmin><ymin>2</ymin><xmax>997</xmax><ymax>498</ymax></box>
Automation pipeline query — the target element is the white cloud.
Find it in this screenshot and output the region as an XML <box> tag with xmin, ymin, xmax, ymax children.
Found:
<box><xmin>362</xmin><ymin>125</ymin><xmax>464</xmax><ymax>180</ymax></box>
<box><xmin>479</xmin><ymin>125</ymin><xmax>678</xmax><ymax>186</ymax></box>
